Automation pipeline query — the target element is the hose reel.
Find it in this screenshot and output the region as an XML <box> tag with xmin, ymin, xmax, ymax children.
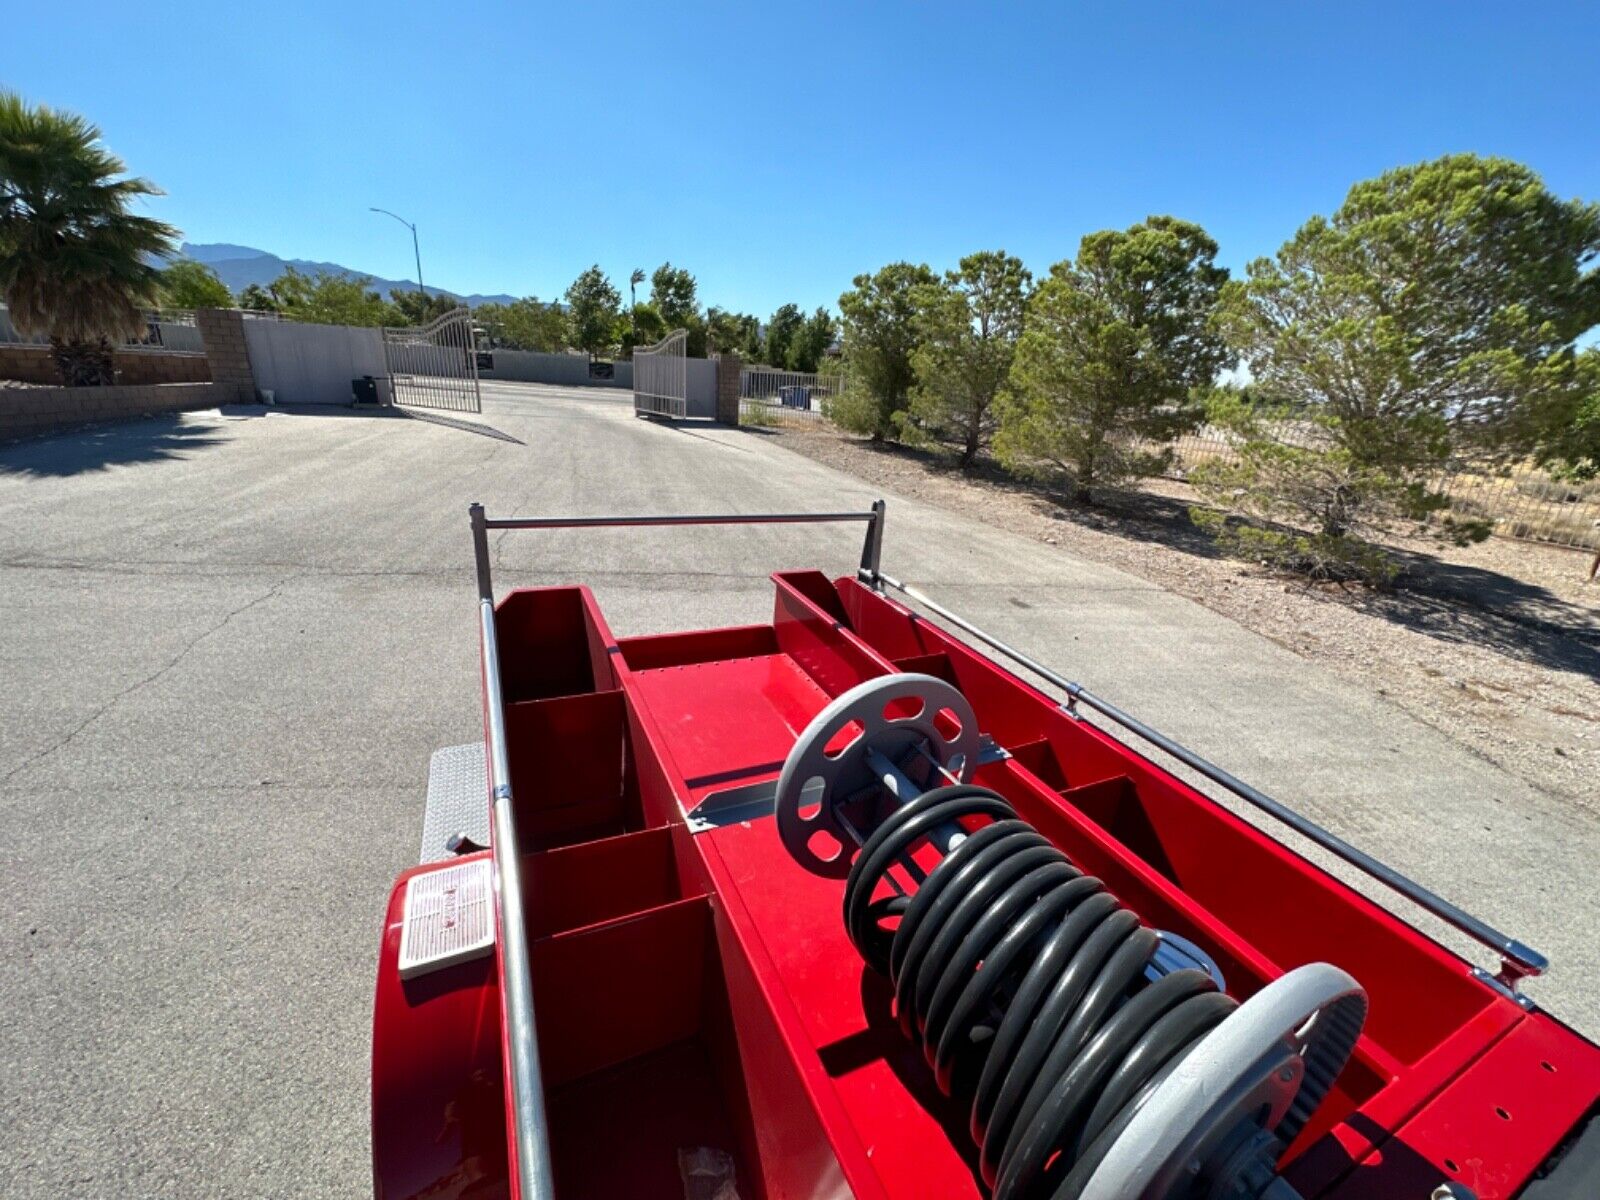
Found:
<box><xmin>774</xmin><ymin>674</ymin><xmax>1369</xmax><ymax>1200</ymax></box>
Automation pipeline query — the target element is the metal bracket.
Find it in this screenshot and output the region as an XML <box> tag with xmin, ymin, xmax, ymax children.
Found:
<box><xmin>1472</xmin><ymin>966</ymin><xmax>1537</xmax><ymax>1012</ymax></box>
<box><xmin>687</xmin><ymin>778</ymin><xmax>780</xmax><ymax>833</ymax></box>
<box><xmin>687</xmin><ymin>735</ymin><xmax>1010</xmax><ymax>835</ymax></box>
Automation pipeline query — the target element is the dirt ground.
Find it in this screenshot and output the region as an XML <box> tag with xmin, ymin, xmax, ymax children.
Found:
<box><xmin>774</xmin><ymin>426</ymin><xmax>1599</xmax><ymax>811</ymax></box>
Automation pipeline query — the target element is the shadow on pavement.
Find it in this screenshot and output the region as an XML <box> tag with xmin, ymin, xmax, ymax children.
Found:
<box><xmin>245</xmin><ymin>402</ymin><xmax>524</xmax><ymax>443</ymax></box>
<box><xmin>0</xmin><ymin>413</ymin><xmax>228</xmax><ymax>479</ymax></box>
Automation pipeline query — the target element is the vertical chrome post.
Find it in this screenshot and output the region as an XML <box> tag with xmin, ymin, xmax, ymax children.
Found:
<box><xmin>469</xmin><ymin>502</ymin><xmax>493</xmax><ymax>603</ymax></box>
<box><xmin>858</xmin><ymin>498</ymin><xmax>886</xmax><ymax>586</ymax></box>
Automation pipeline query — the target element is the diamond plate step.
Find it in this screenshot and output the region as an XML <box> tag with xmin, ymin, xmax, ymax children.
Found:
<box><xmin>420</xmin><ymin>742</ymin><xmax>491</xmax><ymax>864</ymax></box>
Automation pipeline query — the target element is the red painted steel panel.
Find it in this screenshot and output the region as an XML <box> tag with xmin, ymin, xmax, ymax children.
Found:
<box><xmin>617</xmin><ymin>623</ymin><xmax>779</xmax><ymax>672</ymax></box>
<box><xmin>1316</xmin><ymin>1014</ymin><xmax>1600</xmax><ymax>1199</ymax></box>
<box><xmin>771</xmin><ymin>569</ymin><xmax>896</xmax><ymax>700</ymax></box>
<box><xmin>399</xmin><ymin>570</ymin><xmax>1600</xmax><ymax>1200</ymax></box>
<box><xmin>624</xmin><ymin>653</ymin><xmax>833</xmax><ymax>793</ymax></box>
<box><xmin>523</xmin><ymin>827</ymin><xmax>685</xmax><ymax>939</ymax></box>
<box><xmin>531</xmin><ymin>896</ymin><xmax>709</xmax><ymax>1090</ymax></box>
<box><xmin>372</xmin><ymin>856</ymin><xmax>509</xmax><ymax>1200</ymax></box>
<box><xmin>494</xmin><ymin>586</ymin><xmax>618</xmax><ymax>702</ymax></box>
<box><xmin>505</xmin><ymin>690</ymin><xmax>643</xmax><ymax>850</ymax></box>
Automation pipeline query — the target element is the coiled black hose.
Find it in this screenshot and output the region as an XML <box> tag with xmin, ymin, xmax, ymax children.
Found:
<box><xmin>842</xmin><ymin>783</ymin><xmax>1242</xmax><ymax>1200</ymax></box>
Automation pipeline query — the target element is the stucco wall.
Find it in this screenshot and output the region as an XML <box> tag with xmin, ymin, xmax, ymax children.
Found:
<box><xmin>685</xmin><ymin>358</ymin><xmax>718</xmax><ymax>418</ymax></box>
<box><xmin>478</xmin><ymin>350</ymin><xmax>634</xmax><ymax>389</ymax></box>
<box><xmin>242</xmin><ymin>319</ymin><xmax>386</xmax><ymax>405</ymax></box>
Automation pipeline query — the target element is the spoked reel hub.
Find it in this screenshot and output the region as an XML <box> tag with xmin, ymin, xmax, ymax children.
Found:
<box><xmin>776</xmin><ymin>673</ymin><xmax>981</xmax><ymax>877</ymax></box>
<box><xmin>775</xmin><ymin>676</ymin><xmax>1369</xmax><ymax>1200</ymax></box>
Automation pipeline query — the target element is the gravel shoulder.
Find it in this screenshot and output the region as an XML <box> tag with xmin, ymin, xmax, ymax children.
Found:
<box><xmin>773</xmin><ymin>426</ymin><xmax>1599</xmax><ymax>810</ymax></box>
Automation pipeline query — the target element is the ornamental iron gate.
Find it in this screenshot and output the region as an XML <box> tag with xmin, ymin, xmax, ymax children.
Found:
<box><xmin>383</xmin><ymin>307</ymin><xmax>482</xmax><ymax>413</ymax></box>
<box><xmin>633</xmin><ymin>328</ymin><xmax>688</xmax><ymax>419</ymax></box>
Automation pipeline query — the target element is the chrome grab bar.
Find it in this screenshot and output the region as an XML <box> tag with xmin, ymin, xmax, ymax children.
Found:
<box><xmin>478</xmin><ymin>596</ymin><xmax>556</xmax><ymax>1199</ymax></box>
<box><xmin>465</xmin><ymin>501</ymin><xmax>885</xmax><ymax>1199</ymax></box>
<box><xmin>866</xmin><ymin>568</ymin><xmax>1548</xmax><ymax>991</ymax></box>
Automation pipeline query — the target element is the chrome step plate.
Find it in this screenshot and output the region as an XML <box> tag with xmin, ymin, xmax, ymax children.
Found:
<box><xmin>420</xmin><ymin>742</ymin><xmax>491</xmax><ymax>864</ymax></box>
<box><xmin>398</xmin><ymin>858</ymin><xmax>495</xmax><ymax>979</ymax></box>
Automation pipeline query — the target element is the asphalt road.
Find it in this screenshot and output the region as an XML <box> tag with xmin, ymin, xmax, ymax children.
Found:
<box><xmin>2</xmin><ymin>381</ymin><xmax>1596</xmax><ymax>1198</ymax></box>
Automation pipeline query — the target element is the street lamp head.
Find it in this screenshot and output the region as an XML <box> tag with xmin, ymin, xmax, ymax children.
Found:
<box><xmin>369</xmin><ymin>207</ymin><xmax>425</xmax><ymax>298</ymax></box>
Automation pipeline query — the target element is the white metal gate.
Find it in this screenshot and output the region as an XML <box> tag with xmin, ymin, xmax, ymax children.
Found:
<box><xmin>633</xmin><ymin>328</ymin><xmax>688</xmax><ymax>419</ymax></box>
<box><xmin>383</xmin><ymin>307</ymin><xmax>482</xmax><ymax>413</ymax></box>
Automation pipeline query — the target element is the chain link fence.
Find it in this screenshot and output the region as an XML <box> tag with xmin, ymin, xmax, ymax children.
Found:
<box><xmin>1166</xmin><ymin>424</ymin><xmax>1600</xmax><ymax>552</ymax></box>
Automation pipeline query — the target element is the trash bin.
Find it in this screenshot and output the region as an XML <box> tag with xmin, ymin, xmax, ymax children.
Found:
<box><xmin>352</xmin><ymin>376</ymin><xmax>379</xmax><ymax>405</ymax></box>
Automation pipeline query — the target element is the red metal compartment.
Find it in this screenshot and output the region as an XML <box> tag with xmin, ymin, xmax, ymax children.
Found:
<box><xmin>443</xmin><ymin>567</ymin><xmax>1599</xmax><ymax>1200</ymax></box>
<box><xmin>494</xmin><ymin>587</ymin><xmax>657</xmax><ymax>850</ymax></box>
<box><xmin>531</xmin><ymin>897</ymin><xmax>763</xmax><ymax>1199</ymax></box>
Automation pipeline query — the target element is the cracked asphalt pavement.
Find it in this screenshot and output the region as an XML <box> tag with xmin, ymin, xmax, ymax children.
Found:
<box><xmin>3</xmin><ymin>382</ymin><xmax>1597</xmax><ymax>1197</ymax></box>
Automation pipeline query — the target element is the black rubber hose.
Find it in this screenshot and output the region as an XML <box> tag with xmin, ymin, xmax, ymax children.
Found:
<box><xmin>841</xmin><ymin>783</ymin><xmax>1239</xmax><ymax>1200</ymax></box>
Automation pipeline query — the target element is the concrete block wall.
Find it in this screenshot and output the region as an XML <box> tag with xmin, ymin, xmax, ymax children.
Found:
<box><xmin>196</xmin><ymin>308</ymin><xmax>258</xmax><ymax>403</ymax></box>
<box><xmin>715</xmin><ymin>354</ymin><xmax>742</xmax><ymax>425</ymax></box>
<box><xmin>0</xmin><ymin>381</ymin><xmax>234</xmax><ymax>441</ymax></box>
<box><xmin>0</xmin><ymin>343</ymin><xmax>210</xmax><ymax>386</ymax></box>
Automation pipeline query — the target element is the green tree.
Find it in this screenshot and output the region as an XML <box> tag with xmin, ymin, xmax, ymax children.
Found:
<box><xmin>565</xmin><ymin>264</ymin><xmax>621</xmax><ymax>359</ymax></box>
<box><xmin>1537</xmin><ymin>350</ymin><xmax>1600</xmax><ymax>481</ymax></box>
<box><xmin>1197</xmin><ymin>154</ymin><xmax>1600</xmax><ymax>579</ymax></box>
<box><xmin>997</xmin><ymin>218</ymin><xmax>1228</xmax><ymax>499</ymax></box>
<box><xmin>788</xmin><ymin>307</ymin><xmax>836</xmax><ymax>373</ymax></box>
<box><xmin>649</xmin><ymin>262</ymin><xmax>698</xmax><ymax>328</ymax></box>
<box><xmin>834</xmin><ymin>262</ymin><xmax>938</xmax><ymax>440</ymax></box>
<box><xmin>389</xmin><ymin>288</ymin><xmax>460</xmax><ymax>326</ymax></box>
<box><xmin>270</xmin><ymin>267</ymin><xmax>396</xmax><ymax>326</ymax></box>
<box><xmin>0</xmin><ymin>91</ymin><xmax>178</xmax><ymax>385</ymax></box>
<box><xmin>238</xmin><ymin>282</ymin><xmax>278</xmax><ymax>312</ymax></box>
<box><xmin>905</xmin><ymin>251</ymin><xmax>1031</xmax><ymax>466</ymax></box>
<box><xmin>707</xmin><ymin>307</ymin><xmax>762</xmax><ymax>359</ymax></box>
<box><xmin>159</xmin><ymin>259</ymin><xmax>232</xmax><ymax>309</ymax></box>
<box><xmin>628</xmin><ymin>301</ymin><xmax>668</xmax><ymax>352</ymax></box>
<box><xmin>765</xmin><ymin>303</ymin><xmax>803</xmax><ymax>367</ymax></box>
<box><xmin>477</xmin><ymin>297</ymin><xmax>567</xmax><ymax>352</ymax></box>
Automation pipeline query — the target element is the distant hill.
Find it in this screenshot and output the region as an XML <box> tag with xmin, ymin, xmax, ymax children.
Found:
<box><xmin>179</xmin><ymin>242</ymin><xmax>515</xmax><ymax>307</ymax></box>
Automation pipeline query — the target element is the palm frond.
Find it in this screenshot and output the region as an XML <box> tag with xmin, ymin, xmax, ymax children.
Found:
<box><xmin>0</xmin><ymin>89</ymin><xmax>179</xmax><ymax>344</ymax></box>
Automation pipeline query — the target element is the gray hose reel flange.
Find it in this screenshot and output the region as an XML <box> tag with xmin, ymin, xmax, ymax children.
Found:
<box><xmin>776</xmin><ymin>673</ymin><xmax>981</xmax><ymax>877</ymax></box>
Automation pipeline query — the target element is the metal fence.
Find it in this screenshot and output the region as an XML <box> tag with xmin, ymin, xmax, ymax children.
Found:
<box><xmin>634</xmin><ymin>329</ymin><xmax>688</xmax><ymax>418</ymax></box>
<box><xmin>0</xmin><ymin>304</ymin><xmax>207</xmax><ymax>354</ymax></box>
<box><xmin>1166</xmin><ymin>424</ymin><xmax>1600</xmax><ymax>552</ymax></box>
<box><xmin>382</xmin><ymin>307</ymin><xmax>482</xmax><ymax>413</ymax></box>
<box><xmin>738</xmin><ymin>365</ymin><xmax>843</xmax><ymax>427</ymax></box>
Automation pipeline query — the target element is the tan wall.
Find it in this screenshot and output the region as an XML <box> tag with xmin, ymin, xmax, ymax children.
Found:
<box><xmin>195</xmin><ymin>308</ymin><xmax>256</xmax><ymax>392</ymax></box>
<box><xmin>0</xmin><ymin>381</ymin><xmax>245</xmax><ymax>442</ymax></box>
<box><xmin>0</xmin><ymin>343</ymin><xmax>211</xmax><ymax>386</ymax></box>
<box><xmin>716</xmin><ymin>353</ymin><xmax>742</xmax><ymax>425</ymax></box>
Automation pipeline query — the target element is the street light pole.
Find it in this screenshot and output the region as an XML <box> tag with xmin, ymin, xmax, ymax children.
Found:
<box><xmin>369</xmin><ymin>207</ymin><xmax>425</xmax><ymax>304</ymax></box>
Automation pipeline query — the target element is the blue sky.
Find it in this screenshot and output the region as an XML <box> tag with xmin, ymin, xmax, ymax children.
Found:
<box><xmin>5</xmin><ymin>1</ymin><xmax>1597</xmax><ymax>316</ymax></box>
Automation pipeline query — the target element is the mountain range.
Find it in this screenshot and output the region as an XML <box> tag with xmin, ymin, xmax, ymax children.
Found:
<box><xmin>179</xmin><ymin>243</ymin><xmax>515</xmax><ymax>307</ymax></box>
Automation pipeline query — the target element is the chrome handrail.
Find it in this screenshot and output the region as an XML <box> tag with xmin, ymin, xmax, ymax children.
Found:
<box><xmin>477</xmin><ymin>596</ymin><xmax>556</xmax><ymax>1199</ymax></box>
<box><xmin>866</xmin><ymin>569</ymin><xmax>1548</xmax><ymax>991</ymax></box>
<box><xmin>465</xmin><ymin>500</ymin><xmax>885</xmax><ymax>1199</ymax></box>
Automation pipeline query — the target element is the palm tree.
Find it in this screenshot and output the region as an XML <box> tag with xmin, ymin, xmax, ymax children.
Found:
<box><xmin>0</xmin><ymin>92</ymin><xmax>178</xmax><ymax>385</ymax></box>
<box><xmin>629</xmin><ymin>267</ymin><xmax>645</xmax><ymax>342</ymax></box>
